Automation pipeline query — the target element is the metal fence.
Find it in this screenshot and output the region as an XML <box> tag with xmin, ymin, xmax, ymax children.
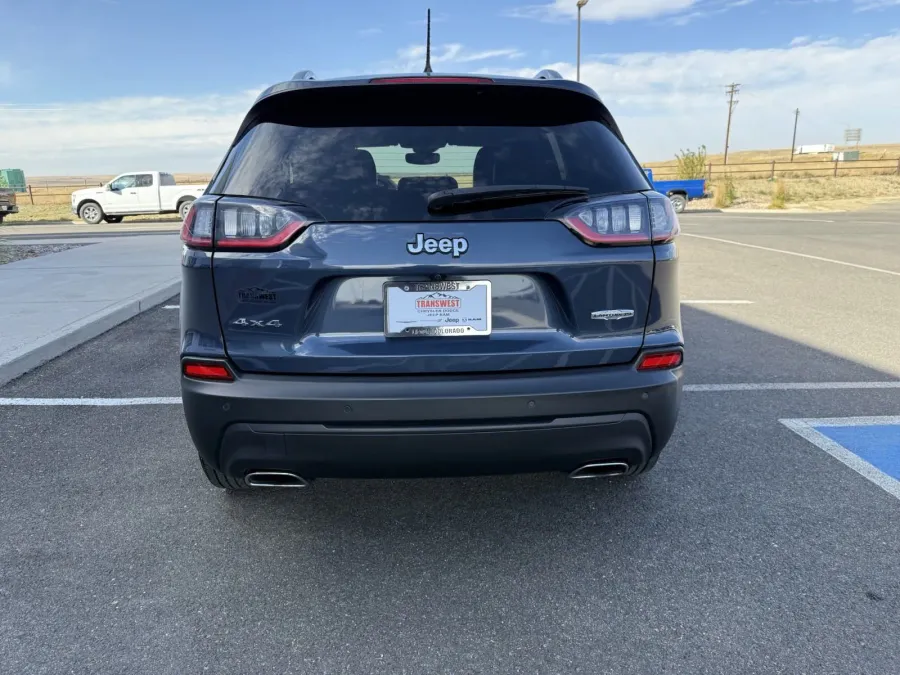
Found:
<box><xmin>646</xmin><ymin>157</ymin><xmax>900</xmax><ymax>181</ymax></box>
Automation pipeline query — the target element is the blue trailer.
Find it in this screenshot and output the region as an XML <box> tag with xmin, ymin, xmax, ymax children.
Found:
<box><xmin>644</xmin><ymin>169</ymin><xmax>707</xmax><ymax>213</ymax></box>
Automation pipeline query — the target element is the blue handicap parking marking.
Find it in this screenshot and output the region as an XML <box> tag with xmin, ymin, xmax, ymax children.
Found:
<box><xmin>780</xmin><ymin>416</ymin><xmax>900</xmax><ymax>500</ymax></box>
<box><xmin>813</xmin><ymin>424</ymin><xmax>900</xmax><ymax>481</ymax></box>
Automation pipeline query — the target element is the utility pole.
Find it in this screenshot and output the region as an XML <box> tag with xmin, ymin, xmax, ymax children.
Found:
<box><xmin>723</xmin><ymin>83</ymin><xmax>740</xmax><ymax>165</ymax></box>
<box><xmin>790</xmin><ymin>108</ymin><xmax>799</xmax><ymax>162</ymax></box>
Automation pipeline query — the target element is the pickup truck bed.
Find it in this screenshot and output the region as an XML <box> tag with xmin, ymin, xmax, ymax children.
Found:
<box><xmin>643</xmin><ymin>169</ymin><xmax>707</xmax><ymax>213</ymax></box>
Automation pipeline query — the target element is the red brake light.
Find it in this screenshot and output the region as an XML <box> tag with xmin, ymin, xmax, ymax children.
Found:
<box><xmin>370</xmin><ymin>76</ymin><xmax>493</xmax><ymax>84</ymax></box>
<box><xmin>558</xmin><ymin>193</ymin><xmax>679</xmax><ymax>246</ymax></box>
<box><xmin>215</xmin><ymin>198</ymin><xmax>312</xmax><ymax>251</ymax></box>
<box><xmin>637</xmin><ymin>351</ymin><xmax>683</xmax><ymax>371</ymax></box>
<box><xmin>180</xmin><ymin>201</ymin><xmax>214</xmax><ymax>249</ymax></box>
<box><xmin>183</xmin><ymin>361</ymin><xmax>234</xmax><ymax>381</ymax></box>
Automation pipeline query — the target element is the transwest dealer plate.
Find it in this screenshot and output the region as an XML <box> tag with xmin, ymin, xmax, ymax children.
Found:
<box><xmin>384</xmin><ymin>280</ymin><xmax>492</xmax><ymax>338</ymax></box>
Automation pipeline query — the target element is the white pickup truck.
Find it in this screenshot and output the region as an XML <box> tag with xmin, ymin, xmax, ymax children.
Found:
<box><xmin>71</xmin><ymin>171</ymin><xmax>207</xmax><ymax>224</ymax></box>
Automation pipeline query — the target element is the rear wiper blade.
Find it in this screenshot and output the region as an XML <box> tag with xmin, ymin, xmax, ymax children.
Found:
<box><xmin>427</xmin><ymin>185</ymin><xmax>590</xmax><ymax>215</ymax></box>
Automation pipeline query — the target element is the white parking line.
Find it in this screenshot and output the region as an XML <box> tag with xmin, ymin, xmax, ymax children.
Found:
<box><xmin>163</xmin><ymin>305</ymin><xmax>180</xmax><ymax>309</ymax></box>
<box><xmin>2</xmin><ymin>381</ymin><xmax>900</xmax><ymax>406</ymax></box>
<box><xmin>0</xmin><ymin>397</ymin><xmax>182</xmax><ymax>406</ymax></box>
<box><xmin>686</xmin><ymin>381</ymin><xmax>900</xmax><ymax>392</ymax></box>
<box><xmin>684</xmin><ymin>215</ymin><xmax>836</xmax><ymax>223</ymax></box>
<box><xmin>682</xmin><ymin>233</ymin><xmax>900</xmax><ymax>277</ymax></box>
<box><xmin>681</xmin><ymin>300</ymin><xmax>754</xmax><ymax>305</ymax></box>
<box><xmin>781</xmin><ymin>416</ymin><xmax>900</xmax><ymax>501</ymax></box>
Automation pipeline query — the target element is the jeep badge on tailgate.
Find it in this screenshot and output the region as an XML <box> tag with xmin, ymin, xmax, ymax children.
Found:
<box><xmin>407</xmin><ymin>233</ymin><xmax>469</xmax><ymax>258</ymax></box>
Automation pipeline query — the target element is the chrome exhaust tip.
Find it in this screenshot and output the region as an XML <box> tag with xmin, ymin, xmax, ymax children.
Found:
<box><xmin>244</xmin><ymin>471</ymin><xmax>310</xmax><ymax>488</ymax></box>
<box><xmin>568</xmin><ymin>461</ymin><xmax>631</xmax><ymax>479</ymax></box>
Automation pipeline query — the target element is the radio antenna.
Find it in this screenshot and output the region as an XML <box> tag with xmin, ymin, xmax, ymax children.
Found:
<box><xmin>424</xmin><ymin>9</ymin><xmax>433</xmax><ymax>74</ymax></box>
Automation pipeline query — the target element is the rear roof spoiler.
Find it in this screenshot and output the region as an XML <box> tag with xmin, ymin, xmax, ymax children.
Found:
<box><xmin>231</xmin><ymin>72</ymin><xmax>623</xmax><ymax>149</ymax></box>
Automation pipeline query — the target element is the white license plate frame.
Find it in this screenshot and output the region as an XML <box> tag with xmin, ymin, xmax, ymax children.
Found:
<box><xmin>383</xmin><ymin>280</ymin><xmax>492</xmax><ymax>338</ymax></box>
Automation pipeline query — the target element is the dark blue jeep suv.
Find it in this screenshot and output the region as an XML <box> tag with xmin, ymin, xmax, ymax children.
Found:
<box><xmin>179</xmin><ymin>70</ymin><xmax>683</xmax><ymax>489</ymax></box>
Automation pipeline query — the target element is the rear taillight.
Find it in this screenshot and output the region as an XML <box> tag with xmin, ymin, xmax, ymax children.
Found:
<box><xmin>182</xmin><ymin>361</ymin><xmax>234</xmax><ymax>381</ymax></box>
<box><xmin>558</xmin><ymin>192</ymin><xmax>680</xmax><ymax>246</ymax></box>
<box><xmin>215</xmin><ymin>198</ymin><xmax>313</xmax><ymax>251</ymax></box>
<box><xmin>180</xmin><ymin>200</ymin><xmax>214</xmax><ymax>249</ymax></box>
<box><xmin>637</xmin><ymin>351</ymin><xmax>683</xmax><ymax>371</ymax></box>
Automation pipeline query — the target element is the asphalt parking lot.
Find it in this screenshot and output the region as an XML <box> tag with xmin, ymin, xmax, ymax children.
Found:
<box><xmin>2</xmin><ymin>206</ymin><xmax>899</xmax><ymax>674</ymax></box>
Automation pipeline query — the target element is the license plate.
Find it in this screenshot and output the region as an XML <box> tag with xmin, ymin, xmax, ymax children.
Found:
<box><xmin>384</xmin><ymin>280</ymin><xmax>492</xmax><ymax>338</ymax></box>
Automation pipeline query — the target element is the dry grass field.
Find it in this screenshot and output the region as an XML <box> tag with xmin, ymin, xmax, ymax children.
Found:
<box><xmin>716</xmin><ymin>175</ymin><xmax>900</xmax><ymax>211</ymax></box>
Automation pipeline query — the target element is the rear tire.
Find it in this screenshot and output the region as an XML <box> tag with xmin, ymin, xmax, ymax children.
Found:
<box><xmin>668</xmin><ymin>193</ymin><xmax>687</xmax><ymax>213</ymax></box>
<box><xmin>79</xmin><ymin>201</ymin><xmax>104</xmax><ymax>225</ymax></box>
<box><xmin>179</xmin><ymin>199</ymin><xmax>195</xmax><ymax>221</ymax></box>
<box><xmin>199</xmin><ymin>456</ymin><xmax>249</xmax><ymax>490</ymax></box>
<box><xmin>104</xmin><ymin>215</ymin><xmax>124</xmax><ymax>224</ymax></box>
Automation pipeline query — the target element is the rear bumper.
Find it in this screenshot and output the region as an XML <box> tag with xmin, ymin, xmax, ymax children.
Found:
<box><xmin>181</xmin><ymin>360</ymin><xmax>683</xmax><ymax>479</ymax></box>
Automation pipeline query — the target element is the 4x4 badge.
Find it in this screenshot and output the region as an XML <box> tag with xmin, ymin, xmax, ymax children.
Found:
<box><xmin>407</xmin><ymin>233</ymin><xmax>468</xmax><ymax>258</ymax></box>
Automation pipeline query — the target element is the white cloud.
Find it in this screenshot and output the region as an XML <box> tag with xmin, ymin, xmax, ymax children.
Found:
<box><xmin>508</xmin><ymin>0</ymin><xmax>699</xmax><ymax>22</ymax></box>
<box><xmin>671</xmin><ymin>0</ymin><xmax>755</xmax><ymax>25</ymax></box>
<box><xmin>487</xmin><ymin>33</ymin><xmax>900</xmax><ymax>161</ymax></box>
<box><xmin>383</xmin><ymin>43</ymin><xmax>525</xmax><ymax>72</ymax></box>
<box><xmin>790</xmin><ymin>36</ymin><xmax>811</xmax><ymax>46</ymax></box>
<box><xmin>0</xmin><ymin>90</ymin><xmax>261</xmax><ymax>175</ymax></box>
<box><xmin>855</xmin><ymin>0</ymin><xmax>900</xmax><ymax>9</ymax></box>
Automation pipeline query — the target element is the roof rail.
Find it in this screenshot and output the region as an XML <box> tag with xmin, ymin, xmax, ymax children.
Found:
<box><xmin>291</xmin><ymin>70</ymin><xmax>317</xmax><ymax>81</ymax></box>
<box><xmin>534</xmin><ymin>69</ymin><xmax>563</xmax><ymax>80</ymax></box>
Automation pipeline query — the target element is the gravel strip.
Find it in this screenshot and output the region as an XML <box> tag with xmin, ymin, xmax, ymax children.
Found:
<box><xmin>0</xmin><ymin>243</ymin><xmax>88</xmax><ymax>266</ymax></box>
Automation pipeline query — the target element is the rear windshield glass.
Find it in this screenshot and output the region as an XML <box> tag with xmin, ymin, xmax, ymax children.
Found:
<box><xmin>210</xmin><ymin>121</ymin><xmax>649</xmax><ymax>221</ymax></box>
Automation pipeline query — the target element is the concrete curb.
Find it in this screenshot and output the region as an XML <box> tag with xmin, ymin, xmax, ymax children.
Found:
<box><xmin>0</xmin><ymin>278</ymin><xmax>181</xmax><ymax>387</ymax></box>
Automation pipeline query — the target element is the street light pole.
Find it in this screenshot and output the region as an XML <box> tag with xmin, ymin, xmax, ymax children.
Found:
<box><xmin>576</xmin><ymin>0</ymin><xmax>589</xmax><ymax>82</ymax></box>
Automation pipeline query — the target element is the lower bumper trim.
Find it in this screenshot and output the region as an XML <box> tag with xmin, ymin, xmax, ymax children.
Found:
<box><xmin>218</xmin><ymin>412</ymin><xmax>653</xmax><ymax>479</ymax></box>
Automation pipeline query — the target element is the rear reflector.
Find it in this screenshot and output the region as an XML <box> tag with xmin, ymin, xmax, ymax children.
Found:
<box><xmin>183</xmin><ymin>362</ymin><xmax>234</xmax><ymax>381</ymax></box>
<box><xmin>637</xmin><ymin>351</ymin><xmax>683</xmax><ymax>371</ymax></box>
<box><xmin>370</xmin><ymin>76</ymin><xmax>493</xmax><ymax>84</ymax></box>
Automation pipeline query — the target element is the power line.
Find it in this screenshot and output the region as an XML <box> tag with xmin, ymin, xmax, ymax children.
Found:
<box><xmin>723</xmin><ymin>83</ymin><xmax>740</xmax><ymax>165</ymax></box>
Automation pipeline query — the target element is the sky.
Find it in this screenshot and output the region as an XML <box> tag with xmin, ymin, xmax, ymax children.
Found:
<box><xmin>1</xmin><ymin>0</ymin><xmax>899</xmax><ymax>176</ymax></box>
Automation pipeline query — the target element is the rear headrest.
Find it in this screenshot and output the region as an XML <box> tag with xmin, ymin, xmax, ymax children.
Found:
<box><xmin>333</xmin><ymin>149</ymin><xmax>377</xmax><ymax>184</ymax></box>
<box><xmin>473</xmin><ymin>140</ymin><xmax>562</xmax><ymax>186</ymax></box>
<box><xmin>492</xmin><ymin>141</ymin><xmax>561</xmax><ymax>185</ymax></box>
<box><xmin>472</xmin><ymin>147</ymin><xmax>497</xmax><ymax>187</ymax></box>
